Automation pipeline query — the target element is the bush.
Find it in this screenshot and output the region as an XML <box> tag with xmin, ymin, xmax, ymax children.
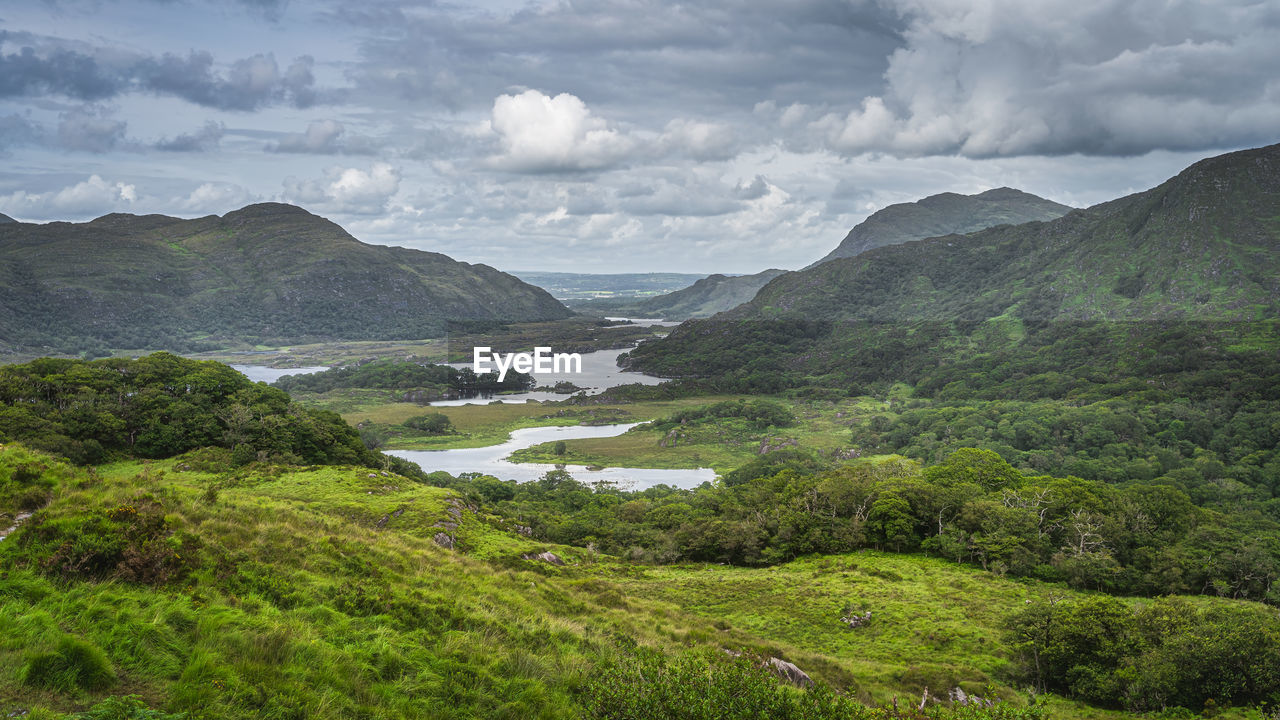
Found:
<box><xmin>403</xmin><ymin>413</ymin><xmax>455</xmax><ymax>435</ymax></box>
<box><xmin>22</xmin><ymin>635</ymin><xmax>116</xmax><ymax>691</ymax></box>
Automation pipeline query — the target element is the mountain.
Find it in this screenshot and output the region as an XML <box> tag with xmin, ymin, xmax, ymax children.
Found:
<box><xmin>0</xmin><ymin>203</ymin><xmax>570</xmax><ymax>353</ymax></box>
<box><xmin>0</xmin><ymin>213</ymin><xmax>15</xmax><ymax>224</ymax></box>
<box><xmin>748</xmin><ymin>147</ymin><xmax>1279</xmax><ymax>323</ymax></box>
<box><xmin>806</xmin><ymin>187</ymin><xmax>1072</xmax><ymax>268</ymax></box>
<box><xmin>570</xmin><ymin>268</ymin><xmax>787</xmax><ymax>320</ymax></box>
<box><xmin>626</xmin><ymin>143</ymin><xmax>1280</xmax><ymax>382</ymax></box>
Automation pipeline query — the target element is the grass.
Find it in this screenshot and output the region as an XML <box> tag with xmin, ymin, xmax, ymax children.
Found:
<box><xmin>0</xmin><ymin>444</ymin><xmax>1263</xmax><ymax>719</ymax></box>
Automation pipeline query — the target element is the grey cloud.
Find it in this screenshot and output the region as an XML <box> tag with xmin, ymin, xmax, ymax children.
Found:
<box><xmin>816</xmin><ymin>0</ymin><xmax>1280</xmax><ymax>157</ymax></box>
<box><xmin>336</xmin><ymin>0</ymin><xmax>900</xmax><ymax>118</ymax></box>
<box><xmin>733</xmin><ymin>175</ymin><xmax>769</xmax><ymax>200</ymax></box>
<box><xmin>0</xmin><ymin>37</ymin><xmax>127</xmax><ymax>101</ymax></box>
<box><xmin>155</xmin><ymin>120</ymin><xmax>225</xmax><ymax>152</ymax></box>
<box><xmin>265</xmin><ymin>119</ymin><xmax>377</xmax><ymax>155</ymax></box>
<box><xmin>137</xmin><ymin>52</ymin><xmax>316</xmax><ymax>111</ymax></box>
<box><xmin>0</xmin><ymin>33</ymin><xmax>319</xmax><ymax>111</ymax></box>
<box><xmin>0</xmin><ymin>112</ymin><xmax>45</xmax><ymax>152</ymax></box>
<box><xmin>56</xmin><ymin>106</ymin><xmax>126</xmax><ymax>153</ymax></box>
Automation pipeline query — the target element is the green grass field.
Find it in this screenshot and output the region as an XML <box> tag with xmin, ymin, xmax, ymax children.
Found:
<box><xmin>1</xmin><ymin>443</ymin><xmax>1261</xmax><ymax>719</ymax></box>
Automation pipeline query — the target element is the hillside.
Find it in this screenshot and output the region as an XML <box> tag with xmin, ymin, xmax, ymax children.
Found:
<box><xmin>2</xmin><ymin>443</ymin><xmax>1272</xmax><ymax>719</ymax></box>
<box><xmin>0</xmin><ymin>213</ymin><xmax>15</xmax><ymax>224</ymax></box>
<box><xmin>747</xmin><ymin>147</ymin><xmax>1279</xmax><ymax>323</ymax></box>
<box><xmin>0</xmin><ymin>203</ymin><xmax>570</xmax><ymax>353</ymax></box>
<box><xmin>806</xmin><ymin>188</ymin><xmax>1072</xmax><ymax>268</ymax></box>
<box><xmin>571</xmin><ymin>268</ymin><xmax>788</xmax><ymax>319</ymax></box>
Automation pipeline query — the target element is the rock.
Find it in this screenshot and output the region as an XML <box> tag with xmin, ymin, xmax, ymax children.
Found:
<box><xmin>841</xmin><ymin>610</ymin><xmax>872</xmax><ymax>628</ymax></box>
<box><xmin>514</xmin><ymin>524</ymin><xmax>534</xmax><ymax>537</ymax></box>
<box><xmin>432</xmin><ymin>532</ymin><xmax>455</xmax><ymax>549</ymax></box>
<box><xmin>766</xmin><ymin>657</ymin><xmax>813</xmax><ymax>688</ymax></box>
<box><xmin>375</xmin><ymin>514</ymin><xmax>391</xmax><ymax>529</ymax></box>
<box><xmin>522</xmin><ymin>551</ymin><xmax>565</xmax><ymax>566</ymax></box>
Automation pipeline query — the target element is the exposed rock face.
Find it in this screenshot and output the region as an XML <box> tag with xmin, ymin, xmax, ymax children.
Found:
<box><xmin>766</xmin><ymin>657</ymin><xmax>813</xmax><ymax>688</ymax></box>
<box><xmin>432</xmin><ymin>532</ymin><xmax>455</xmax><ymax>549</ymax></box>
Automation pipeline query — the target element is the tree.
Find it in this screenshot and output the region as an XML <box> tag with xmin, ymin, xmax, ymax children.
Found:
<box><xmin>866</xmin><ymin>494</ymin><xmax>915</xmax><ymax>551</ymax></box>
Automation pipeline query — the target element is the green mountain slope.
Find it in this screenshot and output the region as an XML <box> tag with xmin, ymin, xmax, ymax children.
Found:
<box><xmin>750</xmin><ymin>146</ymin><xmax>1279</xmax><ymax>323</ymax></box>
<box><xmin>572</xmin><ymin>269</ymin><xmax>788</xmax><ymax>320</ymax></box>
<box><xmin>0</xmin><ymin>203</ymin><xmax>570</xmax><ymax>352</ymax></box>
<box><xmin>807</xmin><ymin>188</ymin><xmax>1072</xmax><ymax>269</ymax></box>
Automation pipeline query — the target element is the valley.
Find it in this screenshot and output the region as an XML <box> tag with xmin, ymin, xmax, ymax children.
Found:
<box><xmin>2</xmin><ymin>144</ymin><xmax>1279</xmax><ymax>719</ymax></box>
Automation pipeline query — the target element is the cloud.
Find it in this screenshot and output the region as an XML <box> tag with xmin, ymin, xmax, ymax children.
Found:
<box><xmin>155</xmin><ymin>120</ymin><xmax>225</xmax><ymax>152</ymax></box>
<box><xmin>137</xmin><ymin>52</ymin><xmax>317</xmax><ymax>111</ymax></box>
<box><xmin>0</xmin><ymin>37</ymin><xmax>125</xmax><ymax>100</ymax></box>
<box><xmin>0</xmin><ymin>175</ymin><xmax>137</xmax><ymax>219</ymax></box>
<box><xmin>282</xmin><ymin>162</ymin><xmax>401</xmax><ymax>214</ymax></box>
<box><xmin>0</xmin><ymin>33</ymin><xmax>319</xmax><ymax>111</ymax></box>
<box><xmin>56</xmin><ymin>105</ymin><xmax>127</xmax><ymax>153</ymax></box>
<box><xmin>657</xmin><ymin>118</ymin><xmax>738</xmax><ymax>161</ymax></box>
<box><xmin>816</xmin><ymin>0</ymin><xmax>1280</xmax><ymax>157</ymax></box>
<box><xmin>483</xmin><ymin>90</ymin><xmax>636</xmax><ymax>173</ymax></box>
<box><xmin>265</xmin><ymin>119</ymin><xmax>375</xmax><ymax>154</ymax></box>
<box><xmin>177</xmin><ymin>182</ymin><xmax>253</xmax><ymax>213</ymax></box>
<box><xmin>0</xmin><ymin>112</ymin><xmax>44</xmax><ymax>152</ymax></box>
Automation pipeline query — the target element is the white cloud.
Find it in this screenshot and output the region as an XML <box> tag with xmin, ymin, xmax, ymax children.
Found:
<box><xmin>657</xmin><ymin>118</ymin><xmax>737</xmax><ymax>160</ymax></box>
<box><xmin>177</xmin><ymin>182</ymin><xmax>253</xmax><ymax>213</ymax></box>
<box><xmin>267</xmin><ymin>119</ymin><xmax>346</xmax><ymax>153</ymax></box>
<box><xmin>282</xmin><ymin>162</ymin><xmax>401</xmax><ymax>214</ymax></box>
<box><xmin>483</xmin><ymin>90</ymin><xmax>635</xmax><ymax>172</ymax></box>
<box><xmin>0</xmin><ymin>175</ymin><xmax>137</xmax><ymax>219</ymax></box>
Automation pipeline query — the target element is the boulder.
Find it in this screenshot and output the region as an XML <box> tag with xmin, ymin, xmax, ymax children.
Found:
<box><xmin>522</xmin><ymin>551</ymin><xmax>565</xmax><ymax>566</ymax></box>
<box><xmin>766</xmin><ymin>657</ymin><xmax>813</xmax><ymax>688</ymax></box>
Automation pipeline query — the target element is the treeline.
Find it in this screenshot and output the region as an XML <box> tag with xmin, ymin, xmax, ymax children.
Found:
<box><xmin>437</xmin><ymin>449</ymin><xmax>1279</xmax><ymax>604</ymax></box>
<box><xmin>272</xmin><ymin>359</ymin><xmax>533</xmax><ymax>395</ymax></box>
<box><xmin>1007</xmin><ymin>595</ymin><xmax>1280</xmax><ymax>711</ymax></box>
<box><xmin>626</xmin><ymin>320</ymin><xmax>1280</xmax><ymax>487</ymax></box>
<box><xmin>0</xmin><ymin>353</ymin><xmax>419</xmax><ymax>476</ymax></box>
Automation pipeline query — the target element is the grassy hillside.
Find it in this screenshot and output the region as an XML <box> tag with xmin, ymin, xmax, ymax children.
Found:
<box><xmin>807</xmin><ymin>188</ymin><xmax>1072</xmax><ymax>269</ymax></box>
<box><xmin>3</xmin><ymin>443</ymin><xmax>1267</xmax><ymax>719</ymax></box>
<box><xmin>0</xmin><ymin>203</ymin><xmax>570</xmax><ymax>355</ymax></box>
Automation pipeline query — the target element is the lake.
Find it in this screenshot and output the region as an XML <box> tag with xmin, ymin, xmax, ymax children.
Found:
<box><xmin>229</xmin><ymin>364</ymin><xmax>330</xmax><ymax>383</ymax></box>
<box><xmin>432</xmin><ymin>347</ymin><xmax>661</xmax><ymax>406</ymax></box>
<box><xmin>388</xmin><ymin>423</ymin><xmax>716</xmax><ymax>490</ymax></box>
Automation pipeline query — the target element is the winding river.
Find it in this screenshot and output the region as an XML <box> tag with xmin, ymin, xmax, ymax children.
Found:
<box><xmin>388</xmin><ymin>423</ymin><xmax>716</xmax><ymax>490</ymax></box>
<box><xmin>227</xmin><ymin>327</ymin><xmax>710</xmax><ymax>490</ymax></box>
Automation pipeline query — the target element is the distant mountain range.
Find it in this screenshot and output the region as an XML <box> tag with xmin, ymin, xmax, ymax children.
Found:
<box><xmin>570</xmin><ymin>269</ymin><xmax>787</xmax><ymax>320</ymax></box>
<box><xmin>806</xmin><ymin>187</ymin><xmax>1072</xmax><ymax>268</ymax></box>
<box><xmin>0</xmin><ymin>203</ymin><xmax>569</xmax><ymax>354</ymax></box>
<box><xmin>0</xmin><ymin>213</ymin><xmax>15</xmax><ymax>224</ymax></box>
<box><xmin>627</xmin><ymin>143</ymin><xmax>1280</xmax><ymax>379</ymax></box>
<box><xmin>572</xmin><ymin>188</ymin><xmax>1073</xmax><ymax>321</ymax></box>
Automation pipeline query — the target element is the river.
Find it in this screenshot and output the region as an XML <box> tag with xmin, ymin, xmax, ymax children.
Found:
<box><xmin>388</xmin><ymin>423</ymin><xmax>716</xmax><ymax>490</ymax></box>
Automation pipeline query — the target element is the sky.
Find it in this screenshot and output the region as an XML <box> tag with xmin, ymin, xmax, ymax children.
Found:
<box><xmin>1</xmin><ymin>0</ymin><xmax>1278</xmax><ymax>274</ymax></box>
